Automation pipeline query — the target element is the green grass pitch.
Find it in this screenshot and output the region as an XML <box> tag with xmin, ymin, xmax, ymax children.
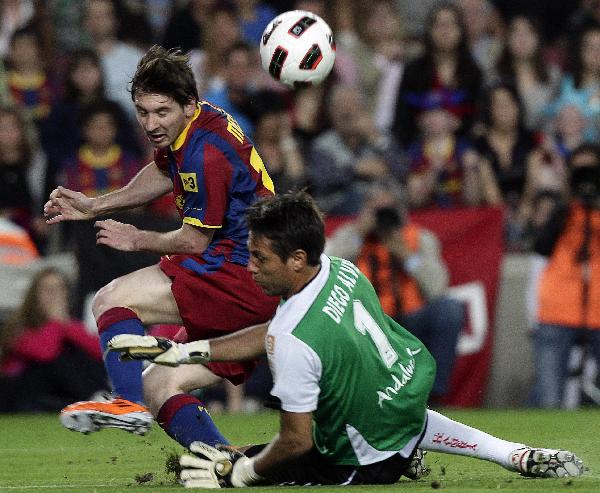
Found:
<box><xmin>0</xmin><ymin>408</ymin><xmax>598</xmax><ymax>492</ymax></box>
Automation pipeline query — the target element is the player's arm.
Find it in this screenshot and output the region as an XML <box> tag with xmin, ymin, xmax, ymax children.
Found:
<box><xmin>177</xmin><ymin>410</ymin><xmax>312</xmax><ymax>488</ymax></box>
<box><xmin>94</xmin><ymin>218</ymin><xmax>214</xmax><ymax>255</ymax></box>
<box><xmin>249</xmin><ymin>411</ymin><xmax>314</xmax><ymax>478</ymax></box>
<box><xmin>44</xmin><ymin>161</ymin><xmax>171</xmax><ymax>223</ymax></box>
<box><xmin>108</xmin><ymin>322</ymin><xmax>269</xmax><ymax>365</ymax></box>
<box><xmin>178</xmin><ymin>411</ymin><xmax>313</xmax><ymax>488</ymax></box>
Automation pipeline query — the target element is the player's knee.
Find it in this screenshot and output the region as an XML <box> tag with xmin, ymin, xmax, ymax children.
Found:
<box><xmin>143</xmin><ymin>365</ymin><xmax>180</xmax><ymax>414</ymax></box>
<box><xmin>92</xmin><ymin>280</ymin><xmax>124</xmax><ymax>319</ymax></box>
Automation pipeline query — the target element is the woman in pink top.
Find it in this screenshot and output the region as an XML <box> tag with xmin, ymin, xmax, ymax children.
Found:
<box><xmin>0</xmin><ymin>267</ymin><xmax>108</xmax><ymax>412</ymax></box>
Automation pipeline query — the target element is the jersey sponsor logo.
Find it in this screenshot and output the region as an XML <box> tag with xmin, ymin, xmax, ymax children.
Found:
<box><xmin>376</xmin><ymin>347</ymin><xmax>421</xmax><ymax>407</ymax></box>
<box><xmin>179</xmin><ymin>172</ymin><xmax>198</xmax><ymax>192</ymax></box>
<box><xmin>175</xmin><ymin>194</ymin><xmax>184</xmax><ymax>209</ymax></box>
<box><xmin>322</xmin><ymin>259</ymin><xmax>360</xmax><ymax>323</ymax></box>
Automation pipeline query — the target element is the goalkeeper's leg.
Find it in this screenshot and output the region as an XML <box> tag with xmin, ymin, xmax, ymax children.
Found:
<box><xmin>237</xmin><ymin>445</ymin><xmax>418</xmax><ymax>485</ymax></box>
<box><xmin>420</xmin><ymin>410</ymin><xmax>583</xmax><ymax>477</ymax></box>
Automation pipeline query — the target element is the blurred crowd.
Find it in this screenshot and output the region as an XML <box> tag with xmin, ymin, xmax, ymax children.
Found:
<box><xmin>1</xmin><ymin>0</ymin><xmax>600</xmax><ymax>411</ymax></box>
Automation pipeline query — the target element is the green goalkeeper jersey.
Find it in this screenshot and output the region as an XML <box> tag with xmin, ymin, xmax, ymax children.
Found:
<box><xmin>267</xmin><ymin>255</ymin><xmax>436</xmax><ymax>466</ymax></box>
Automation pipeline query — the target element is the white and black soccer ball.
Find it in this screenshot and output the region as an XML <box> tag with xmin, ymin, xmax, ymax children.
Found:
<box><xmin>259</xmin><ymin>10</ymin><xmax>336</xmax><ymax>89</ymax></box>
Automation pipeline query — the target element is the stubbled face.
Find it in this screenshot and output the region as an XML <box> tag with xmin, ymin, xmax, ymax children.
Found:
<box><xmin>247</xmin><ymin>233</ymin><xmax>294</xmax><ymax>298</ymax></box>
<box><xmin>134</xmin><ymin>93</ymin><xmax>195</xmax><ymax>149</ymax></box>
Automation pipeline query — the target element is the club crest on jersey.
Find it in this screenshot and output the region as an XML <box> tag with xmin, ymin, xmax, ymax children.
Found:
<box><xmin>179</xmin><ymin>172</ymin><xmax>198</xmax><ymax>192</ymax></box>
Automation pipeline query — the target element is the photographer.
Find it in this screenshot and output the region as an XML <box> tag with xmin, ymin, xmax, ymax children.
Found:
<box><xmin>325</xmin><ymin>183</ymin><xmax>464</xmax><ymax>404</ymax></box>
<box><xmin>531</xmin><ymin>143</ymin><xmax>600</xmax><ymax>408</ymax></box>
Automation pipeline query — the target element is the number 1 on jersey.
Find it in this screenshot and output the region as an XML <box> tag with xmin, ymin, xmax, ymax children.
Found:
<box><xmin>353</xmin><ymin>300</ymin><xmax>398</xmax><ymax>368</ymax></box>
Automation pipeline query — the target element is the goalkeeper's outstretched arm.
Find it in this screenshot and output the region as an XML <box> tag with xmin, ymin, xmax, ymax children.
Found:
<box><xmin>109</xmin><ymin>322</ymin><xmax>269</xmax><ymax>366</ymax></box>
<box><xmin>210</xmin><ymin>322</ymin><xmax>269</xmax><ymax>361</ymax></box>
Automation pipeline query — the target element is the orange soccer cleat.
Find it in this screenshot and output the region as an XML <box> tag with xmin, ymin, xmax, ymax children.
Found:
<box><xmin>60</xmin><ymin>397</ymin><xmax>153</xmax><ymax>435</ymax></box>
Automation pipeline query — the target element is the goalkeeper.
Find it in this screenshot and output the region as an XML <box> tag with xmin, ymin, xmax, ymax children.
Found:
<box><xmin>110</xmin><ymin>191</ymin><xmax>583</xmax><ymax>487</ymax></box>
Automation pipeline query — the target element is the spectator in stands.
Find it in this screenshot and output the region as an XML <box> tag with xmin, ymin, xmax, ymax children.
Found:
<box><xmin>5</xmin><ymin>26</ymin><xmax>56</xmax><ymax>127</ymax></box>
<box><xmin>189</xmin><ymin>3</ymin><xmax>243</xmax><ymax>98</ymax></box>
<box><xmin>308</xmin><ymin>83</ymin><xmax>406</xmax><ymax>215</ymax></box>
<box><xmin>0</xmin><ymin>267</ymin><xmax>107</xmax><ymax>412</ymax></box>
<box><xmin>394</xmin><ymin>0</ymin><xmax>446</xmax><ymax>45</ymax></box>
<box><xmin>566</xmin><ymin>0</ymin><xmax>600</xmax><ymax>49</ymax></box>
<box><xmin>405</xmin><ymin>95</ymin><xmax>501</xmax><ymax>209</ymax></box>
<box><xmin>392</xmin><ymin>2</ymin><xmax>483</xmax><ymax>145</ymax></box>
<box><xmin>203</xmin><ymin>41</ymin><xmax>261</xmax><ymax>138</ymax></box>
<box><xmin>0</xmin><ymin>0</ymin><xmax>36</xmax><ymax>59</ymax></box>
<box><xmin>58</xmin><ymin>100</ymin><xmax>143</xmax><ymax>198</ymax></box>
<box><xmin>326</xmin><ymin>182</ymin><xmax>464</xmax><ymax>403</ymax></box>
<box><xmin>492</xmin><ymin>15</ymin><xmax>562</xmax><ymax>130</ymax></box>
<box><xmin>457</xmin><ymin>0</ymin><xmax>504</xmax><ymax>78</ymax></box>
<box><xmin>82</xmin><ymin>0</ymin><xmax>145</xmax><ymax>123</ymax></box>
<box><xmin>41</xmin><ymin>49</ymin><xmax>144</xmax><ymax>200</ymax></box>
<box><xmin>56</xmin><ymin>99</ymin><xmax>152</xmax><ymax>316</ymax></box>
<box><xmin>253</xmin><ymin>103</ymin><xmax>306</xmax><ymax>193</ymax></box>
<box><xmin>550</xmin><ymin>24</ymin><xmax>600</xmax><ymax>141</ymax></box>
<box><xmin>235</xmin><ymin>0</ymin><xmax>277</xmax><ymax>46</ymax></box>
<box><xmin>335</xmin><ymin>0</ymin><xmax>405</xmax><ymax>132</ymax></box>
<box><xmin>161</xmin><ymin>0</ymin><xmax>216</xmax><ymax>53</ymax></box>
<box><xmin>0</xmin><ymin>105</ymin><xmax>47</xmax><ymax>247</ymax></box>
<box><xmin>472</xmin><ymin>82</ymin><xmax>540</xmax><ymax>250</ymax></box>
<box><xmin>530</xmin><ymin>143</ymin><xmax>600</xmax><ymax>408</ymax></box>
<box><xmin>521</xmin><ymin>95</ymin><xmax>588</xmax><ymax>223</ymax></box>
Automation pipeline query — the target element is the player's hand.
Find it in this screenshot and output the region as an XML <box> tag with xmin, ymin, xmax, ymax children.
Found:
<box><xmin>43</xmin><ymin>186</ymin><xmax>95</xmax><ymax>224</ymax></box>
<box><xmin>180</xmin><ymin>442</ymin><xmax>261</xmax><ymax>488</ymax></box>
<box><xmin>95</xmin><ymin>219</ymin><xmax>141</xmax><ymax>251</ymax></box>
<box><xmin>108</xmin><ymin>335</ymin><xmax>210</xmax><ymax>366</ymax></box>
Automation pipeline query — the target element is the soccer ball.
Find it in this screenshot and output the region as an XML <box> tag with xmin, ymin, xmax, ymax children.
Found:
<box><xmin>260</xmin><ymin>10</ymin><xmax>336</xmax><ymax>89</ymax></box>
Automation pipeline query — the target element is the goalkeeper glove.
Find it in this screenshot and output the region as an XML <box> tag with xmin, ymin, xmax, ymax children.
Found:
<box><xmin>179</xmin><ymin>442</ymin><xmax>263</xmax><ymax>488</ymax></box>
<box><xmin>107</xmin><ymin>335</ymin><xmax>210</xmax><ymax>366</ymax></box>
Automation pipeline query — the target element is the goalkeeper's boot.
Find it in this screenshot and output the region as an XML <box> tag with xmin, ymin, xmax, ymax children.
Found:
<box><xmin>509</xmin><ymin>447</ymin><xmax>584</xmax><ymax>478</ymax></box>
<box><xmin>60</xmin><ymin>398</ymin><xmax>153</xmax><ymax>435</ymax></box>
<box><xmin>404</xmin><ymin>449</ymin><xmax>430</xmax><ymax>480</ymax></box>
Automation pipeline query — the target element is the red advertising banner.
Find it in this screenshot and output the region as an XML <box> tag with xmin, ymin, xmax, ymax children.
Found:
<box><xmin>326</xmin><ymin>207</ymin><xmax>505</xmax><ymax>407</ymax></box>
<box><xmin>411</xmin><ymin>207</ymin><xmax>504</xmax><ymax>407</ymax></box>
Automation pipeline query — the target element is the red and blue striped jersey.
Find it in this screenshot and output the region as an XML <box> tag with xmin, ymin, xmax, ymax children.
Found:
<box><xmin>155</xmin><ymin>101</ymin><xmax>274</xmax><ymax>270</ymax></box>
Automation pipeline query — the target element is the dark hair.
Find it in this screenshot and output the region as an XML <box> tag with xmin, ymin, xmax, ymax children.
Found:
<box><xmin>496</xmin><ymin>15</ymin><xmax>550</xmax><ymax>84</ymax></box>
<box><xmin>78</xmin><ymin>99</ymin><xmax>123</xmax><ymax>128</ymax></box>
<box><xmin>0</xmin><ymin>268</ymin><xmax>70</xmax><ymax>354</ymax></box>
<box><xmin>480</xmin><ymin>81</ymin><xmax>526</xmax><ymax>131</ymax></box>
<box><xmin>572</xmin><ymin>25</ymin><xmax>600</xmax><ymax>88</ymax></box>
<box><xmin>64</xmin><ymin>48</ymin><xmax>106</xmax><ymax>101</ymax></box>
<box><xmin>130</xmin><ymin>45</ymin><xmax>199</xmax><ymax>105</ymax></box>
<box><xmin>422</xmin><ymin>3</ymin><xmax>479</xmax><ymax>87</ymax></box>
<box><xmin>246</xmin><ymin>191</ymin><xmax>325</xmax><ymax>266</ymax></box>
